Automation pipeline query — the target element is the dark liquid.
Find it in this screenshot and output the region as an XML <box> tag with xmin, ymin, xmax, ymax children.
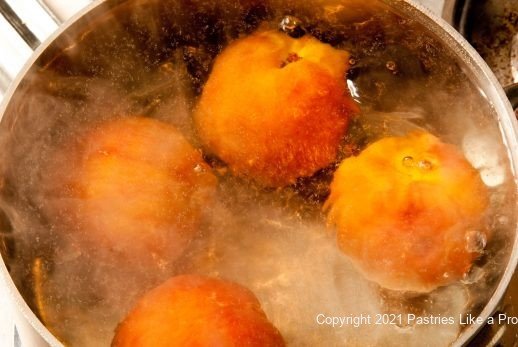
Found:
<box><xmin>0</xmin><ymin>0</ymin><xmax>515</xmax><ymax>346</ymax></box>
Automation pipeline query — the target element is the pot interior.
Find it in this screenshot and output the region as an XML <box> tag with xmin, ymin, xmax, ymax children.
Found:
<box><xmin>0</xmin><ymin>0</ymin><xmax>517</xmax><ymax>345</ymax></box>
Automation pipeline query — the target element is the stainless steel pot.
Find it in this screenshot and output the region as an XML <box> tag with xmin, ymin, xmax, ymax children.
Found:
<box><xmin>0</xmin><ymin>0</ymin><xmax>517</xmax><ymax>346</ymax></box>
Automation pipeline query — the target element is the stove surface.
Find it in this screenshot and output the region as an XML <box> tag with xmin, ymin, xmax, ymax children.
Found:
<box><xmin>1</xmin><ymin>1</ymin><xmax>517</xmax><ymax>347</ymax></box>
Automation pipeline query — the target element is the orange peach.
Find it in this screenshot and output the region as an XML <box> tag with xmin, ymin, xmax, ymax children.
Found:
<box><xmin>194</xmin><ymin>30</ymin><xmax>358</xmax><ymax>187</ymax></box>
<box><xmin>112</xmin><ymin>275</ymin><xmax>285</xmax><ymax>347</ymax></box>
<box><xmin>76</xmin><ymin>117</ymin><xmax>217</xmax><ymax>261</ymax></box>
<box><xmin>325</xmin><ymin>132</ymin><xmax>489</xmax><ymax>292</ymax></box>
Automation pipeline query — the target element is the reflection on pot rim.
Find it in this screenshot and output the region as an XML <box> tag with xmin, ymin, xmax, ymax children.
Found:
<box><xmin>0</xmin><ymin>0</ymin><xmax>517</xmax><ymax>346</ymax></box>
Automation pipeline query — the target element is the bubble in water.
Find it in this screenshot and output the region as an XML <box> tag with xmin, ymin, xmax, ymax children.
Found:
<box><xmin>461</xmin><ymin>266</ymin><xmax>485</xmax><ymax>285</ymax></box>
<box><xmin>465</xmin><ymin>230</ymin><xmax>487</xmax><ymax>253</ymax></box>
<box><xmin>386</xmin><ymin>60</ymin><xmax>398</xmax><ymax>74</ymax></box>
<box><xmin>417</xmin><ymin>160</ymin><xmax>433</xmax><ymax>170</ymax></box>
<box><xmin>279</xmin><ymin>15</ymin><xmax>305</xmax><ymax>38</ymax></box>
<box><xmin>402</xmin><ymin>156</ymin><xmax>414</xmax><ymax>167</ymax></box>
<box><xmin>480</xmin><ymin>165</ymin><xmax>506</xmax><ymax>187</ymax></box>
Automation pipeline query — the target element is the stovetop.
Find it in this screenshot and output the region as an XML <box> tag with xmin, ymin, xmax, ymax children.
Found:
<box><xmin>3</xmin><ymin>1</ymin><xmax>518</xmax><ymax>346</ymax></box>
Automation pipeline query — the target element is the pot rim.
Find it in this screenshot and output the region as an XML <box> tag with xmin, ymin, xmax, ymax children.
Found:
<box><xmin>397</xmin><ymin>0</ymin><xmax>518</xmax><ymax>344</ymax></box>
<box><xmin>0</xmin><ymin>3</ymin><xmax>108</xmax><ymax>345</ymax></box>
<box><xmin>0</xmin><ymin>0</ymin><xmax>517</xmax><ymax>346</ymax></box>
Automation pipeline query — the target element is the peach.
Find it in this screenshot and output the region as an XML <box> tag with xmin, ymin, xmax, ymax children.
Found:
<box><xmin>194</xmin><ymin>30</ymin><xmax>358</xmax><ymax>187</ymax></box>
<box><xmin>112</xmin><ymin>275</ymin><xmax>285</xmax><ymax>347</ymax></box>
<box><xmin>76</xmin><ymin>117</ymin><xmax>217</xmax><ymax>261</ymax></box>
<box><xmin>325</xmin><ymin>132</ymin><xmax>489</xmax><ymax>292</ymax></box>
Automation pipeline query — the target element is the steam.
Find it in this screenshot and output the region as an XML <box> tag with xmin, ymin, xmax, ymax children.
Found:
<box><xmin>181</xmin><ymin>186</ymin><xmax>467</xmax><ymax>346</ymax></box>
<box><xmin>0</xmin><ymin>52</ymin><xmax>199</xmax><ymax>346</ymax></box>
<box><xmin>0</xmin><ymin>0</ymin><xmax>515</xmax><ymax>346</ymax></box>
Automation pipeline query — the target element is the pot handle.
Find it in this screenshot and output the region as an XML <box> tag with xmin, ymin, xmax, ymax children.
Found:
<box><xmin>0</xmin><ymin>0</ymin><xmax>68</xmax><ymax>95</ymax></box>
<box><xmin>505</xmin><ymin>83</ymin><xmax>518</xmax><ymax>115</ymax></box>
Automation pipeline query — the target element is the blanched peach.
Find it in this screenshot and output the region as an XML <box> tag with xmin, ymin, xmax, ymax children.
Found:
<box><xmin>194</xmin><ymin>30</ymin><xmax>358</xmax><ymax>187</ymax></box>
<box><xmin>77</xmin><ymin>117</ymin><xmax>217</xmax><ymax>261</ymax></box>
<box><xmin>325</xmin><ymin>132</ymin><xmax>489</xmax><ymax>292</ymax></box>
<box><xmin>112</xmin><ymin>275</ymin><xmax>285</xmax><ymax>347</ymax></box>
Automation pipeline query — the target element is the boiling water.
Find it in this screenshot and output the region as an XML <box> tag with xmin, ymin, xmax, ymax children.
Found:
<box><xmin>0</xmin><ymin>0</ymin><xmax>515</xmax><ymax>346</ymax></box>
